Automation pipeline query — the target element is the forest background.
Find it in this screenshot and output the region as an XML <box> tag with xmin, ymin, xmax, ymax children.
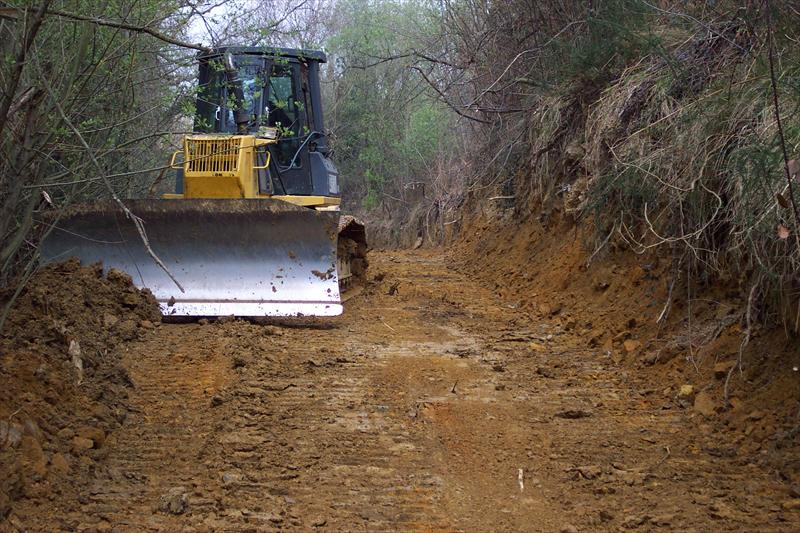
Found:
<box><xmin>1</xmin><ymin>0</ymin><xmax>799</xmax><ymax>333</ymax></box>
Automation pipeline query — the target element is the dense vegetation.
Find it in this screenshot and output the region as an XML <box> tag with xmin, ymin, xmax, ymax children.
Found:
<box><xmin>1</xmin><ymin>0</ymin><xmax>799</xmax><ymax>328</ymax></box>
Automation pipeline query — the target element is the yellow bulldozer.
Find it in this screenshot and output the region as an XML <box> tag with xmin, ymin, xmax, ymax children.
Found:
<box><xmin>41</xmin><ymin>47</ymin><xmax>367</xmax><ymax>317</ymax></box>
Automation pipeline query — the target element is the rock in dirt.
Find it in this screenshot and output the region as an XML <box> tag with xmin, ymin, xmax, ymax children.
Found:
<box><xmin>50</xmin><ymin>453</ymin><xmax>70</xmax><ymax>475</ymax></box>
<box><xmin>555</xmin><ymin>409</ymin><xmax>593</xmax><ymax>419</ymax></box>
<box><xmin>560</xmin><ymin>525</ymin><xmax>578</xmax><ymax>533</ymax></box>
<box><xmin>622</xmin><ymin>514</ymin><xmax>649</xmax><ymax>528</ymax></box>
<box><xmin>310</xmin><ymin>517</ymin><xmax>327</xmax><ymax>527</ymax></box>
<box><xmin>103</xmin><ymin>313</ymin><xmax>119</xmax><ymax>328</ymax></box>
<box><xmin>3</xmin><ymin>423</ymin><xmax>23</xmax><ymax>448</ymax></box>
<box><xmin>678</xmin><ymin>384</ymin><xmax>695</xmax><ymax>399</ymax></box>
<box><xmin>623</xmin><ymin>339</ymin><xmax>642</xmax><ymax>354</ymax></box>
<box><xmin>20</xmin><ymin>436</ymin><xmax>47</xmax><ymax>477</ymax></box>
<box><xmin>693</xmin><ymin>391</ymin><xmax>716</xmax><ymax>417</ymax></box>
<box><xmin>708</xmin><ymin>501</ymin><xmax>735</xmax><ymax>520</ymax></box>
<box><xmin>782</xmin><ymin>499</ymin><xmax>800</xmax><ymax>511</ymax></box>
<box><xmin>71</xmin><ymin>436</ymin><xmax>95</xmax><ymax>454</ymax></box>
<box><xmin>76</xmin><ymin>426</ymin><xmax>106</xmax><ymax>447</ymax></box>
<box><xmin>159</xmin><ymin>487</ymin><xmax>188</xmax><ymax>514</ymax></box>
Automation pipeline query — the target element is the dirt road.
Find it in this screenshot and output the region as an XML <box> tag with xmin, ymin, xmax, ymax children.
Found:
<box><xmin>14</xmin><ymin>251</ymin><xmax>798</xmax><ymax>531</ymax></box>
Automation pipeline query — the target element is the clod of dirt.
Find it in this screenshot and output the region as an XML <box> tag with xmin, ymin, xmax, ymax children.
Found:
<box><xmin>693</xmin><ymin>391</ymin><xmax>716</xmax><ymax>417</ymax></box>
<box><xmin>555</xmin><ymin>409</ymin><xmax>593</xmax><ymax>419</ymax></box>
<box><xmin>713</xmin><ymin>360</ymin><xmax>736</xmax><ymax>379</ymax></box>
<box><xmin>782</xmin><ymin>499</ymin><xmax>800</xmax><ymax>511</ymax></box>
<box><xmin>75</xmin><ymin>426</ymin><xmax>106</xmax><ymax>447</ymax></box>
<box><xmin>623</xmin><ymin>339</ymin><xmax>641</xmax><ymax>354</ymax></box>
<box><xmin>71</xmin><ymin>437</ymin><xmax>94</xmax><ymax>454</ymax></box>
<box><xmin>159</xmin><ymin>487</ymin><xmax>188</xmax><ymax>515</ymax></box>
<box><xmin>310</xmin><ymin>517</ymin><xmax>327</xmax><ymax>527</ymax></box>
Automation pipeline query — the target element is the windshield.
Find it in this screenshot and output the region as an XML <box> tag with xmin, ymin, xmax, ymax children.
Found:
<box><xmin>195</xmin><ymin>58</ymin><xmax>265</xmax><ymax>133</ymax></box>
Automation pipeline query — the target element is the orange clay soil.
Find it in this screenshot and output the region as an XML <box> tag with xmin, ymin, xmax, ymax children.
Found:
<box><xmin>1</xmin><ymin>249</ymin><xmax>799</xmax><ymax>532</ymax></box>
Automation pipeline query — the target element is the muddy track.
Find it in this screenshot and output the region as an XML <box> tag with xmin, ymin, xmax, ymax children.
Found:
<box><xmin>12</xmin><ymin>251</ymin><xmax>799</xmax><ymax>531</ymax></box>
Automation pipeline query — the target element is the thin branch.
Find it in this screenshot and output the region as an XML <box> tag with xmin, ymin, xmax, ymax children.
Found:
<box><xmin>0</xmin><ymin>6</ymin><xmax>210</xmax><ymax>52</ymax></box>
<box><xmin>44</xmin><ymin>87</ymin><xmax>185</xmax><ymax>293</ymax></box>
<box><xmin>411</xmin><ymin>66</ymin><xmax>490</xmax><ymax>124</ymax></box>
<box><xmin>765</xmin><ymin>0</ymin><xmax>800</xmax><ymax>234</ymax></box>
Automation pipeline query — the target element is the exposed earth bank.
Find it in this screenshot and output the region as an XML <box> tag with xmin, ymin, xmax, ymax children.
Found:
<box><xmin>1</xmin><ymin>250</ymin><xmax>799</xmax><ymax>531</ymax></box>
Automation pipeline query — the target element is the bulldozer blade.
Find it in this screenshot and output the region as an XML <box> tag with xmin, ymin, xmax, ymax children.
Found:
<box><xmin>40</xmin><ymin>199</ymin><xmax>343</xmax><ymax>317</ymax></box>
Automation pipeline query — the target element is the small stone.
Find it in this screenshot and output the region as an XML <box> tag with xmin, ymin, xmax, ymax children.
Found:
<box><xmin>311</xmin><ymin>517</ymin><xmax>327</xmax><ymax>527</ymax></box>
<box><xmin>560</xmin><ymin>525</ymin><xmax>578</xmax><ymax>533</ymax></box>
<box><xmin>678</xmin><ymin>384</ymin><xmax>695</xmax><ymax>399</ymax></box>
<box><xmin>50</xmin><ymin>453</ymin><xmax>70</xmax><ymax>474</ymax></box>
<box><xmin>20</xmin><ymin>436</ymin><xmax>47</xmax><ymax>477</ymax></box>
<box><xmin>643</xmin><ymin>352</ymin><xmax>659</xmax><ymax>365</ymax></box>
<box><xmin>198</xmin><ymin>318</ymin><xmax>210</xmax><ymax>325</ymax></box>
<box><xmin>576</xmin><ymin>465</ymin><xmax>602</xmax><ymax>480</ymax></box>
<box><xmin>139</xmin><ymin>319</ymin><xmax>155</xmax><ymax>329</ymax></box>
<box><xmin>623</xmin><ymin>339</ymin><xmax>641</xmax><ymax>354</ymax></box>
<box><xmin>210</xmin><ymin>395</ymin><xmax>224</xmax><ymax>407</ymax></box>
<box><xmin>4</xmin><ymin>424</ymin><xmax>22</xmax><ymax>448</ymax></box>
<box><xmin>708</xmin><ymin>501</ymin><xmax>735</xmax><ymax>519</ymax></box>
<box><xmin>652</xmin><ymin>514</ymin><xmax>674</xmax><ymax>526</ymax></box>
<box><xmin>599</xmin><ymin>510</ymin><xmax>614</xmax><ymax>522</ymax></box>
<box><xmin>694</xmin><ymin>391</ymin><xmax>716</xmax><ymax>417</ymax></box>
<box><xmin>76</xmin><ymin>426</ymin><xmax>106</xmax><ymax>447</ymax></box>
<box><xmin>159</xmin><ymin>487</ymin><xmax>188</xmax><ymax>515</ymax></box>
<box><xmin>103</xmin><ymin>313</ymin><xmax>119</xmax><ymax>328</ymax></box>
<box><xmin>622</xmin><ymin>515</ymin><xmax>647</xmax><ymax>528</ymax></box>
<box><xmin>71</xmin><ymin>436</ymin><xmax>95</xmax><ymax>454</ymax></box>
<box><xmin>221</xmin><ymin>472</ymin><xmax>241</xmax><ymax>486</ymax></box>
<box><xmin>555</xmin><ymin>409</ymin><xmax>593</xmax><ymax>419</ymax></box>
<box><xmin>57</xmin><ymin>427</ymin><xmax>75</xmax><ymax>440</ymax></box>
<box><xmin>782</xmin><ymin>499</ymin><xmax>800</xmax><ymax>511</ymax></box>
<box><xmin>22</xmin><ymin>419</ymin><xmax>42</xmax><ymax>441</ymax></box>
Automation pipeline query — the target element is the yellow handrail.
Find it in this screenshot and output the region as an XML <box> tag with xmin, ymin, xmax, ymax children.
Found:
<box><xmin>253</xmin><ymin>150</ymin><xmax>271</xmax><ymax>170</ymax></box>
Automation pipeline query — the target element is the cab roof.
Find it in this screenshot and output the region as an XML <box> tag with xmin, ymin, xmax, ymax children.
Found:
<box><xmin>200</xmin><ymin>46</ymin><xmax>327</xmax><ymax>63</ymax></box>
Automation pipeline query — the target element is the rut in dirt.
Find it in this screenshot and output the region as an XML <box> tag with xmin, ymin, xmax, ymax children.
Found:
<box><xmin>8</xmin><ymin>251</ymin><xmax>799</xmax><ymax>532</ymax></box>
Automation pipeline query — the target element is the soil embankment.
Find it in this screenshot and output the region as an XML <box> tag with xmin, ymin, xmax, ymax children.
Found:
<box><xmin>0</xmin><ymin>260</ymin><xmax>160</xmax><ymax>524</ymax></box>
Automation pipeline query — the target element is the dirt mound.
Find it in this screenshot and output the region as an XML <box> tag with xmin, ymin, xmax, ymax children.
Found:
<box><xmin>0</xmin><ymin>259</ymin><xmax>160</xmax><ymax>523</ymax></box>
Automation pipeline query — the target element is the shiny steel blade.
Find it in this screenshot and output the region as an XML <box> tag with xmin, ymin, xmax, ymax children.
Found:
<box><xmin>40</xmin><ymin>199</ymin><xmax>342</xmax><ymax>317</ymax></box>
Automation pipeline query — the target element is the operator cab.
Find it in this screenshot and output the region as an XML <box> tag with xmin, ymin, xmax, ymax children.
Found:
<box><xmin>191</xmin><ymin>47</ymin><xmax>338</xmax><ymax>199</ymax></box>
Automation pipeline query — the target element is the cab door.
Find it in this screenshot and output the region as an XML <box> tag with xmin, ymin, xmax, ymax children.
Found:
<box><xmin>266</xmin><ymin>60</ymin><xmax>312</xmax><ymax>195</ymax></box>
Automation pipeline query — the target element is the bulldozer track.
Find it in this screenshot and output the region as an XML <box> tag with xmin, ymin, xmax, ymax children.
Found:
<box><xmin>12</xmin><ymin>251</ymin><xmax>799</xmax><ymax>532</ymax></box>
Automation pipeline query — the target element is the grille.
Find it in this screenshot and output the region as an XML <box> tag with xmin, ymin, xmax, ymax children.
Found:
<box><xmin>186</xmin><ymin>138</ymin><xmax>240</xmax><ymax>173</ymax></box>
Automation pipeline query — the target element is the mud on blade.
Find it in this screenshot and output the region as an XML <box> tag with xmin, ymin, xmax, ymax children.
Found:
<box><xmin>40</xmin><ymin>199</ymin><xmax>342</xmax><ymax>317</ymax></box>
